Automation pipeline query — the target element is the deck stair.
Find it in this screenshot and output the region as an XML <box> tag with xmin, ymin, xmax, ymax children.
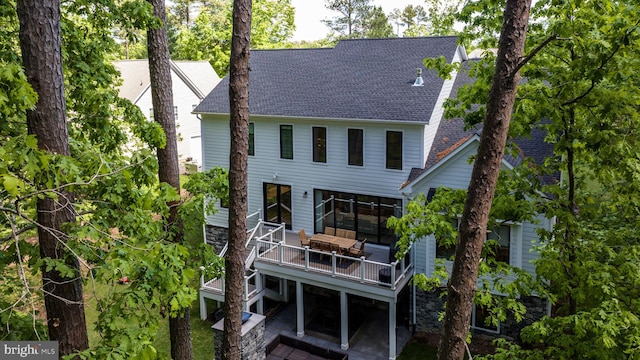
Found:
<box><xmin>199</xmin><ymin>211</ymin><xmax>287</xmax><ymax>320</ymax></box>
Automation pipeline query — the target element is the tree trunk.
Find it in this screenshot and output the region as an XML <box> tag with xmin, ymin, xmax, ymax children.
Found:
<box><xmin>222</xmin><ymin>0</ymin><xmax>252</xmax><ymax>359</ymax></box>
<box><xmin>146</xmin><ymin>0</ymin><xmax>193</xmax><ymax>359</ymax></box>
<box><xmin>437</xmin><ymin>1</ymin><xmax>531</xmax><ymax>359</ymax></box>
<box><xmin>16</xmin><ymin>0</ymin><xmax>89</xmax><ymax>356</ymax></box>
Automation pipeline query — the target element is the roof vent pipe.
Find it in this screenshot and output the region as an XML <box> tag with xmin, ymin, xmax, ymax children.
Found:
<box><xmin>412</xmin><ymin>68</ymin><xmax>424</xmax><ymax>87</ymax></box>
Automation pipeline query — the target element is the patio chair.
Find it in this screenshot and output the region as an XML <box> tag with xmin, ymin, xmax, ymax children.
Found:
<box><xmin>335</xmin><ymin>228</ymin><xmax>348</xmax><ymax>238</ymax></box>
<box><xmin>299</xmin><ymin>229</ymin><xmax>310</xmax><ymax>247</ymax></box>
<box><xmin>330</xmin><ymin>242</ymin><xmax>343</xmax><ymax>264</ymax></box>
<box><xmin>344</xmin><ymin>230</ymin><xmax>356</xmax><ymax>239</ymax></box>
<box><xmin>348</xmin><ymin>239</ymin><xmax>366</xmax><ymax>258</ymax></box>
<box><xmin>324</xmin><ymin>226</ymin><xmax>335</xmax><ymax>235</ymax></box>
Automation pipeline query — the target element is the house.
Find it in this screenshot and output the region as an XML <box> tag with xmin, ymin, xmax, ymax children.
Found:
<box><xmin>114</xmin><ymin>59</ymin><xmax>221</xmax><ymax>169</ymax></box>
<box><xmin>193</xmin><ymin>37</ymin><xmax>554</xmax><ymax>360</ymax></box>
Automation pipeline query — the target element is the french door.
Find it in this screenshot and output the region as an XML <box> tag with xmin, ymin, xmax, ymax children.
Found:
<box><xmin>263</xmin><ymin>183</ymin><xmax>292</xmax><ymax>229</ymax></box>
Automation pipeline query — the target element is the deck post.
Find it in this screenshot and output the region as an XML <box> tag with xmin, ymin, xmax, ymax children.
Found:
<box><xmin>389</xmin><ymin>299</ymin><xmax>397</xmax><ymax>360</ymax></box>
<box><xmin>256</xmin><ymin>273</ymin><xmax>264</xmax><ymax>314</ymax></box>
<box><xmin>282</xmin><ymin>278</ymin><xmax>289</xmax><ymax>302</ymax></box>
<box><xmin>199</xmin><ymin>266</ymin><xmax>207</xmax><ymax>320</ymax></box>
<box><xmin>340</xmin><ymin>290</ymin><xmax>349</xmax><ymax>350</ymax></box>
<box><xmin>296</xmin><ymin>281</ymin><xmax>305</xmax><ymax>337</ymax></box>
<box><xmin>199</xmin><ymin>293</ymin><xmax>207</xmax><ymax>320</ymax></box>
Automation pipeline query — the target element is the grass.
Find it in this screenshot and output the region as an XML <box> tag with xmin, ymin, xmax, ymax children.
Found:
<box><xmin>397</xmin><ymin>341</ymin><xmax>439</xmax><ymax>360</ymax></box>
<box><xmin>84</xmin><ymin>172</ymin><xmax>218</xmax><ymax>359</ymax></box>
<box><xmin>84</xmin><ymin>234</ymin><xmax>217</xmax><ymax>359</ymax></box>
<box><xmin>146</xmin><ymin>204</ymin><xmax>217</xmax><ymax>360</ymax></box>
<box><xmin>397</xmin><ymin>340</ymin><xmax>475</xmax><ymax>360</ymax></box>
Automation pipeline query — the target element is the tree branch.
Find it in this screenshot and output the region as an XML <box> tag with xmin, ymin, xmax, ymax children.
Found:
<box><xmin>511</xmin><ymin>33</ymin><xmax>559</xmax><ymax>77</ymax></box>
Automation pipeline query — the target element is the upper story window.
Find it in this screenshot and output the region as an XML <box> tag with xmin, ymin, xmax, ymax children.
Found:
<box><xmin>436</xmin><ymin>220</ymin><xmax>511</xmax><ymax>265</ymax></box>
<box><xmin>386</xmin><ymin>131</ymin><xmax>402</xmax><ymax>170</ymax></box>
<box><xmin>487</xmin><ymin>225</ymin><xmax>510</xmax><ymax>264</ymax></box>
<box><xmin>436</xmin><ymin>219</ymin><xmax>458</xmax><ymax>260</ymax></box>
<box><xmin>313</xmin><ymin>126</ymin><xmax>327</xmax><ymax>163</ymax></box>
<box><xmin>280</xmin><ymin>124</ymin><xmax>293</xmax><ymax>159</ymax></box>
<box><xmin>149</xmin><ymin>106</ymin><xmax>178</xmax><ymax>121</ymax></box>
<box><xmin>348</xmin><ymin>128</ymin><xmax>363</xmax><ymax>166</ymax></box>
<box><xmin>249</xmin><ymin>122</ymin><xmax>255</xmax><ymax>156</ymax></box>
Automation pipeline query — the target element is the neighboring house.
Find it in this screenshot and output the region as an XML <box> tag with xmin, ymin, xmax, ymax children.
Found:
<box><xmin>194</xmin><ymin>37</ymin><xmax>555</xmax><ymax>360</ymax></box>
<box><xmin>114</xmin><ymin>59</ymin><xmax>221</xmax><ymax>169</ymax></box>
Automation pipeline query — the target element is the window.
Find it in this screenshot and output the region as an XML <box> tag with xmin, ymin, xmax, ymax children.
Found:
<box><xmin>435</xmin><ymin>220</ymin><xmax>510</xmax><ymax>263</ymax></box>
<box><xmin>487</xmin><ymin>225</ymin><xmax>510</xmax><ymax>264</ymax></box>
<box><xmin>436</xmin><ymin>219</ymin><xmax>458</xmax><ymax>260</ymax></box>
<box><xmin>280</xmin><ymin>125</ymin><xmax>293</xmax><ymax>159</ymax></box>
<box><xmin>312</xmin><ymin>127</ymin><xmax>326</xmax><ymax>163</ymax></box>
<box><xmin>472</xmin><ymin>303</ymin><xmax>500</xmax><ymax>333</ymax></box>
<box><xmin>249</xmin><ymin>122</ymin><xmax>255</xmax><ymax>156</ymax></box>
<box><xmin>149</xmin><ymin>107</ymin><xmax>178</xmax><ymax>121</ymax></box>
<box><xmin>220</xmin><ymin>197</ymin><xmax>229</xmax><ymax>209</ymax></box>
<box><xmin>313</xmin><ymin>189</ymin><xmax>401</xmax><ymax>245</ymax></box>
<box><xmin>348</xmin><ymin>128</ymin><xmax>363</xmax><ymax>166</ymax></box>
<box><xmin>386</xmin><ymin>131</ymin><xmax>402</xmax><ymax>170</ymax></box>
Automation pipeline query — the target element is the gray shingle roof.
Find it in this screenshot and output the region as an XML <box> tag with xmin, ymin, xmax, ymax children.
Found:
<box><xmin>413</xmin><ymin>59</ymin><xmax>557</xmax><ymax>185</ymax></box>
<box><xmin>194</xmin><ymin>36</ymin><xmax>461</xmax><ymax>122</ymax></box>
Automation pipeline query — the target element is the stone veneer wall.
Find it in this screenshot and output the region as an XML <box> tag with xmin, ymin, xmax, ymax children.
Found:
<box><xmin>414</xmin><ymin>289</ymin><xmax>446</xmax><ymax>334</ymax></box>
<box><xmin>499</xmin><ymin>296</ymin><xmax>548</xmax><ymax>340</ymax></box>
<box><xmin>205</xmin><ymin>225</ymin><xmax>228</xmax><ymax>254</ymax></box>
<box><xmin>414</xmin><ymin>288</ymin><xmax>548</xmax><ymax>341</ymax></box>
<box><xmin>213</xmin><ymin>313</ymin><xmax>266</xmax><ymax>360</ymax></box>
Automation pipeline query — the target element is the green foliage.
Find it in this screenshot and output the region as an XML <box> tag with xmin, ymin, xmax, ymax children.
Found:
<box><xmin>170</xmin><ymin>0</ymin><xmax>295</xmax><ymax>75</ymax></box>
<box><xmin>322</xmin><ymin>0</ymin><xmax>375</xmax><ymax>38</ymax></box>
<box><xmin>389</xmin><ymin>171</ymin><xmax>544</xmax><ymax>328</ymax></box>
<box><xmin>388</xmin><ymin>1</ymin><xmax>461</xmax><ymax>38</ymax></box>
<box><xmin>180</xmin><ymin>167</ymin><xmax>229</xmax><ymax>232</ymax></box>
<box><xmin>0</xmin><ymin>0</ymin><xmax>226</xmax><ymax>357</ymax></box>
<box><xmin>423</xmin><ymin>56</ymin><xmax>461</xmax><ymax>80</ymax></box>
<box><xmin>422</xmin><ymin>0</ymin><xmax>640</xmax><ymax>357</ymax></box>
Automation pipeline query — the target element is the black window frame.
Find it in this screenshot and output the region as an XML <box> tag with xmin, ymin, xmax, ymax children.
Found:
<box><xmin>347</xmin><ymin>128</ymin><xmax>363</xmax><ymax>166</ymax></box>
<box><xmin>249</xmin><ymin>122</ymin><xmax>255</xmax><ymax>156</ymax></box>
<box><xmin>386</xmin><ymin>130</ymin><xmax>403</xmax><ymax>170</ymax></box>
<box><xmin>280</xmin><ymin>124</ymin><xmax>293</xmax><ymax>160</ymax></box>
<box><xmin>312</xmin><ymin>126</ymin><xmax>327</xmax><ymax>163</ymax></box>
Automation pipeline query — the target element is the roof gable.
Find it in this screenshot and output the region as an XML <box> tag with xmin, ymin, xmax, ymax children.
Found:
<box><xmin>195</xmin><ymin>36</ymin><xmax>461</xmax><ymax>122</ymax></box>
<box><xmin>114</xmin><ymin>60</ymin><xmax>220</xmax><ymax>103</ymax></box>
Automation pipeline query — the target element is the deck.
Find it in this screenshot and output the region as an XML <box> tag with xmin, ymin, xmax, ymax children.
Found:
<box><xmin>199</xmin><ymin>220</ymin><xmax>414</xmax><ymax>318</ymax></box>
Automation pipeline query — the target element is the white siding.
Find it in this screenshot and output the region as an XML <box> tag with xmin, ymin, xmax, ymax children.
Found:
<box><xmin>407</xmin><ymin>142</ymin><xmax>546</xmax><ymax>278</ymax></box>
<box><xmin>201</xmin><ymin>115</ymin><xmax>425</xmax><ymax>230</ymax></box>
<box><xmin>137</xmin><ymin>71</ymin><xmax>204</xmax><ymax>165</ymax></box>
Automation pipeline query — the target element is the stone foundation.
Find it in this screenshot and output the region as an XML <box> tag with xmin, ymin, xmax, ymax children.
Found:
<box><xmin>212</xmin><ymin>312</ymin><xmax>266</xmax><ymax>360</ymax></box>
<box><xmin>205</xmin><ymin>225</ymin><xmax>228</xmax><ymax>254</ymax></box>
<box><xmin>500</xmin><ymin>295</ymin><xmax>548</xmax><ymax>341</ymax></box>
<box><xmin>414</xmin><ymin>288</ymin><xmax>547</xmax><ymax>342</ymax></box>
<box><xmin>414</xmin><ymin>288</ymin><xmax>446</xmax><ymax>334</ymax></box>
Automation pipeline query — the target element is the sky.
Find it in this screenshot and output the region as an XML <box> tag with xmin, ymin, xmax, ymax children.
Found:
<box><xmin>290</xmin><ymin>0</ymin><xmax>428</xmax><ymax>41</ymax></box>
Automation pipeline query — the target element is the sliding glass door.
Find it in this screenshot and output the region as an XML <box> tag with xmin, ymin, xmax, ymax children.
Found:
<box><xmin>313</xmin><ymin>189</ymin><xmax>402</xmax><ymax>245</ymax></box>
